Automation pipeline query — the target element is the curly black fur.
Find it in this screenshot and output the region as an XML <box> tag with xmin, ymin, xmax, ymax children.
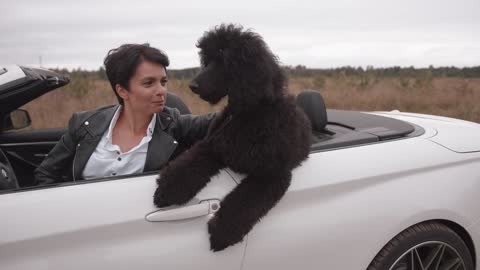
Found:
<box><xmin>154</xmin><ymin>24</ymin><xmax>312</xmax><ymax>251</ymax></box>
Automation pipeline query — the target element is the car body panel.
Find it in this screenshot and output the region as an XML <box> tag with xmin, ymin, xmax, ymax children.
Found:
<box><xmin>229</xmin><ymin>123</ymin><xmax>480</xmax><ymax>269</ymax></box>
<box><xmin>468</xmin><ymin>219</ymin><xmax>480</xmax><ymax>268</ymax></box>
<box><xmin>376</xmin><ymin>111</ymin><xmax>480</xmax><ymax>153</ymax></box>
<box><xmin>0</xmin><ymin>171</ymin><xmax>246</xmax><ymax>270</ymax></box>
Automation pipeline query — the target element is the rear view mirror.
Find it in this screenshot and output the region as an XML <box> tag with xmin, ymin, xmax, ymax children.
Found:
<box><xmin>2</xmin><ymin>109</ymin><xmax>31</xmax><ymax>131</ymax></box>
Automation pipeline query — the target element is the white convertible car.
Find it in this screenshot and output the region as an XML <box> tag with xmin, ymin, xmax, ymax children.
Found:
<box><xmin>1</xmin><ymin>66</ymin><xmax>479</xmax><ymax>270</ymax></box>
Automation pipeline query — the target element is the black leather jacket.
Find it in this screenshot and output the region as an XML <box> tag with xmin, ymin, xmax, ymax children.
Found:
<box><xmin>34</xmin><ymin>105</ymin><xmax>214</xmax><ymax>185</ymax></box>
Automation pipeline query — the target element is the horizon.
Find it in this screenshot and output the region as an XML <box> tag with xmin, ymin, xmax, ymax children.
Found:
<box><xmin>42</xmin><ymin>64</ymin><xmax>480</xmax><ymax>73</ymax></box>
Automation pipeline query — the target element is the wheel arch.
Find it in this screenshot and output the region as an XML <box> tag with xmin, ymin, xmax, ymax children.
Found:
<box><xmin>367</xmin><ymin>219</ymin><xmax>476</xmax><ymax>270</ymax></box>
<box><xmin>368</xmin><ymin>219</ymin><xmax>476</xmax><ymax>270</ymax></box>
<box><xmin>435</xmin><ymin>219</ymin><xmax>476</xmax><ymax>268</ymax></box>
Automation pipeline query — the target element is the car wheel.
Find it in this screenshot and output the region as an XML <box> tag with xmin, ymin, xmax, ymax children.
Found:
<box><xmin>367</xmin><ymin>221</ymin><xmax>474</xmax><ymax>270</ymax></box>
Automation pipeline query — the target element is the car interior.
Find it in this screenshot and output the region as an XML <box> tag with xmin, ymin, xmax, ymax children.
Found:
<box><xmin>0</xmin><ymin>67</ymin><xmax>424</xmax><ymax>193</ymax></box>
<box><xmin>297</xmin><ymin>90</ymin><xmax>425</xmax><ymax>151</ymax></box>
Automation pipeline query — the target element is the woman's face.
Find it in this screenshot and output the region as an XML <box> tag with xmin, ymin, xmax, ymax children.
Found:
<box><xmin>119</xmin><ymin>60</ymin><xmax>168</xmax><ymax>115</ymax></box>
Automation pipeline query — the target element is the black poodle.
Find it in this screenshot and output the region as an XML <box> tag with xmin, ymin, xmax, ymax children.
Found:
<box><xmin>154</xmin><ymin>24</ymin><xmax>312</xmax><ymax>251</ymax></box>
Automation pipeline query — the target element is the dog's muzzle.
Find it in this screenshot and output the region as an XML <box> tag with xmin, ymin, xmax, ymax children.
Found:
<box><xmin>189</xmin><ymin>81</ymin><xmax>199</xmax><ymax>93</ymax></box>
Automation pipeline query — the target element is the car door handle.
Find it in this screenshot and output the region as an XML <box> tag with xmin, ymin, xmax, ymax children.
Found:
<box><xmin>145</xmin><ymin>199</ymin><xmax>220</xmax><ymax>222</ymax></box>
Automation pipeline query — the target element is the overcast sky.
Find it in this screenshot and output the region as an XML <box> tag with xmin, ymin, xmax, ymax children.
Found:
<box><xmin>1</xmin><ymin>0</ymin><xmax>479</xmax><ymax>70</ymax></box>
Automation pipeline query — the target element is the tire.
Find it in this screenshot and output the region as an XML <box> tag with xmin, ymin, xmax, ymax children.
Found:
<box><xmin>367</xmin><ymin>221</ymin><xmax>474</xmax><ymax>270</ymax></box>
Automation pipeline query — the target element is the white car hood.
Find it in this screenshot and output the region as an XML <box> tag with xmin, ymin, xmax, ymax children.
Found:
<box><xmin>374</xmin><ymin>111</ymin><xmax>480</xmax><ymax>153</ymax></box>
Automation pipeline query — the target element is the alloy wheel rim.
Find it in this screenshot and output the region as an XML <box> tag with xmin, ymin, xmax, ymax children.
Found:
<box><xmin>389</xmin><ymin>241</ymin><xmax>466</xmax><ymax>270</ymax></box>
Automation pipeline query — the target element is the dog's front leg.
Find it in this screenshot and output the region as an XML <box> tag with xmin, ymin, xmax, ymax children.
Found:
<box><xmin>208</xmin><ymin>170</ymin><xmax>292</xmax><ymax>251</ymax></box>
<box><xmin>154</xmin><ymin>141</ymin><xmax>223</xmax><ymax>208</ymax></box>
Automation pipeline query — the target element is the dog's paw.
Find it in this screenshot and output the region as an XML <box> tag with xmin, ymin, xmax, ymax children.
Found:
<box><xmin>153</xmin><ymin>185</ymin><xmax>170</xmax><ymax>208</ymax></box>
<box><xmin>208</xmin><ymin>214</ymin><xmax>244</xmax><ymax>252</ymax></box>
<box><xmin>154</xmin><ymin>175</ymin><xmax>190</xmax><ymax>207</ymax></box>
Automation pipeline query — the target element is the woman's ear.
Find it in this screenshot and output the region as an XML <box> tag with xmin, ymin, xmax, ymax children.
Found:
<box><xmin>115</xmin><ymin>84</ymin><xmax>129</xmax><ymax>101</ymax></box>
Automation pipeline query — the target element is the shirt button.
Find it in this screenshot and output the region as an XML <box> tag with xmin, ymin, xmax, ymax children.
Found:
<box><xmin>173</xmin><ymin>140</ymin><xmax>178</xmax><ymax>144</ymax></box>
<box><xmin>116</xmin><ymin>151</ymin><xmax>120</xmax><ymax>155</ymax></box>
<box><xmin>84</xmin><ymin>121</ymin><xmax>89</xmax><ymax>126</ymax></box>
<box><xmin>166</xmin><ymin>117</ymin><xmax>171</xmax><ymax>121</ymax></box>
<box><xmin>117</xmin><ymin>157</ymin><xmax>122</xmax><ymax>161</ymax></box>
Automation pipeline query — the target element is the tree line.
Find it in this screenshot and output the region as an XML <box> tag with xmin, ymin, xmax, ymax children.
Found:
<box><xmin>50</xmin><ymin>65</ymin><xmax>480</xmax><ymax>80</ymax></box>
<box><xmin>285</xmin><ymin>65</ymin><xmax>480</xmax><ymax>78</ymax></box>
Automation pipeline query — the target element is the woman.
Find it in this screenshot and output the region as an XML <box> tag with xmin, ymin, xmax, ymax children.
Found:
<box><xmin>34</xmin><ymin>44</ymin><xmax>213</xmax><ymax>185</ymax></box>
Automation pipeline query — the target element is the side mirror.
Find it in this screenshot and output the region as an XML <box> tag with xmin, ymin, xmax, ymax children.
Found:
<box><xmin>2</xmin><ymin>109</ymin><xmax>31</xmax><ymax>131</ymax></box>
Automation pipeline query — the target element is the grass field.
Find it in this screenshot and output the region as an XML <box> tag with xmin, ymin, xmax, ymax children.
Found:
<box><xmin>21</xmin><ymin>75</ymin><xmax>480</xmax><ymax>130</ymax></box>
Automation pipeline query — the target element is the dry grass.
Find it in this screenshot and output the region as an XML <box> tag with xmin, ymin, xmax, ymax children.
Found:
<box><xmin>289</xmin><ymin>76</ymin><xmax>480</xmax><ymax>122</ymax></box>
<box><xmin>21</xmin><ymin>76</ymin><xmax>480</xmax><ymax>130</ymax></box>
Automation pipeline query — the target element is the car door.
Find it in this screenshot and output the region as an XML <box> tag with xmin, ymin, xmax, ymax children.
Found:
<box><xmin>0</xmin><ymin>170</ymin><xmax>246</xmax><ymax>270</ymax></box>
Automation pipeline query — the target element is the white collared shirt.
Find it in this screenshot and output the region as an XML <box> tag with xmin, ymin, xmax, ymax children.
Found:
<box><xmin>82</xmin><ymin>106</ymin><xmax>156</xmax><ymax>179</ymax></box>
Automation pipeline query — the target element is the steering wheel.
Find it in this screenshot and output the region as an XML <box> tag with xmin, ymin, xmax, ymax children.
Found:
<box><xmin>0</xmin><ymin>149</ymin><xmax>19</xmax><ymax>190</ymax></box>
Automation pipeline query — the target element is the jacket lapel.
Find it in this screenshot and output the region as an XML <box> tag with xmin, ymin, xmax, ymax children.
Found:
<box><xmin>144</xmin><ymin>112</ymin><xmax>178</xmax><ymax>172</ymax></box>
<box><xmin>74</xmin><ymin>106</ymin><xmax>118</xmax><ymax>180</ymax></box>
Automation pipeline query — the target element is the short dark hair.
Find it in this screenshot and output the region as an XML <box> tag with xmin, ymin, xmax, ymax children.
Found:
<box><xmin>104</xmin><ymin>43</ymin><xmax>170</xmax><ymax>104</ymax></box>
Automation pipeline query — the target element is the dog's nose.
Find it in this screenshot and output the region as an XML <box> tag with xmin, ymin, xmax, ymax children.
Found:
<box><xmin>189</xmin><ymin>81</ymin><xmax>199</xmax><ymax>93</ymax></box>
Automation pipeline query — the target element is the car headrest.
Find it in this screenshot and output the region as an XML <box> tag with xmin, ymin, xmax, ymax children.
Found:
<box><xmin>296</xmin><ymin>90</ymin><xmax>327</xmax><ymax>131</ymax></box>
<box><xmin>166</xmin><ymin>92</ymin><xmax>191</xmax><ymax>115</ymax></box>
